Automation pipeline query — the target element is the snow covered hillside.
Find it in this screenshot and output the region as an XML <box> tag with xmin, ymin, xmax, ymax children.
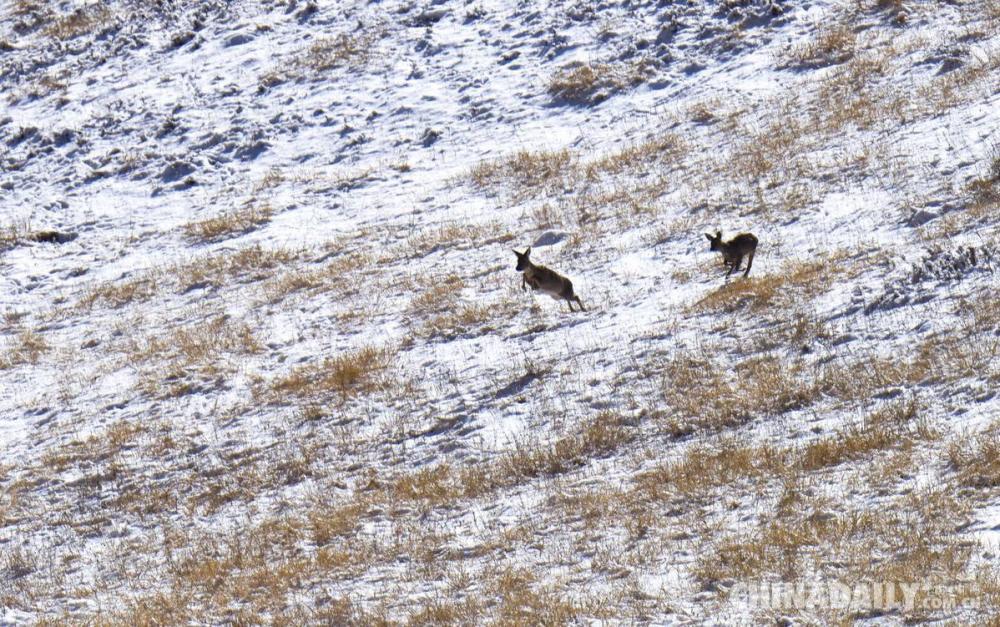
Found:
<box><xmin>2</xmin><ymin>0</ymin><xmax>1000</xmax><ymax>623</ymax></box>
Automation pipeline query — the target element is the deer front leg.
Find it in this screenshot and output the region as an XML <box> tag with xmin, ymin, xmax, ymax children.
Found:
<box><xmin>522</xmin><ymin>275</ymin><xmax>527</xmax><ymax>291</ymax></box>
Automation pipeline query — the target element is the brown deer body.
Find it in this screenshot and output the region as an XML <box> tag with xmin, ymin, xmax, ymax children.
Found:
<box><xmin>706</xmin><ymin>231</ymin><xmax>758</xmax><ymax>277</ymax></box>
<box><xmin>513</xmin><ymin>247</ymin><xmax>585</xmax><ymax>312</ymax></box>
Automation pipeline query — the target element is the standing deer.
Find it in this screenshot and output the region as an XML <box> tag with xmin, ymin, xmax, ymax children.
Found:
<box><xmin>513</xmin><ymin>247</ymin><xmax>585</xmax><ymax>312</ymax></box>
<box><xmin>705</xmin><ymin>231</ymin><xmax>758</xmax><ymax>277</ymax></box>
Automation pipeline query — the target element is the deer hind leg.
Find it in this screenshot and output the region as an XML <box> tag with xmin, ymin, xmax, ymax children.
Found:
<box><xmin>744</xmin><ymin>251</ymin><xmax>755</xmax><ymax>277</ymax></box>
<box><xmin>574</xmin><ymin>296</ymin><xmax>586</xmax><ymax>312</ymax></box>
<box><xmin>726</xmin><ymin>256</ymin><xmax>740</xmax><ymax>277</ymax></box>
<box><xmin>564</xmin><ymin>287</ymin><xmax>580</xmax><ymax>311</ymax></box>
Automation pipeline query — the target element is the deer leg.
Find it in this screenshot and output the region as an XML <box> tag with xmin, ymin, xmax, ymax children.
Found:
<box><xmin>744</xmin><ymin>251</ymin><xmax>755</xmax><ymax>277</ymax></box>
<box><xmin>575</xmin><ymin>296</ymin><xmax>586</xmax><ymax>312</ymax></box>
<box><xmin>521</xmin><ymin>275</ymin><xmax>527</xmax><ymax>291</ymax></box>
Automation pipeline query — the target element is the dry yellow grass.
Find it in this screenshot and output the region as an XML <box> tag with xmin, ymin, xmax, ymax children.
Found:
<box><xmin>253</xmin><ymin>167</ymin><xmax>286</xmax><ymax>193</ymax></box>
<box><xmin>967</xmin><ymin>149</ymin><xmax>1000</xmax><ymax>209</ymax></box>
<box><xmin>261</xmin><ymin>23</ymin><xmax>385</xmax><ymax>89</ymax></box>
<box><xmin>854</xmin><ymin>0</ymin><xmax>906</xmax><ymax>12</ymax></box>
<box><xmin>817</xmin><ymin>333</ymin><xmax>1000</xmax><ymax>407</ymax></box>
<box><xmin>407</xmin><ymin>275</ymin><xmax>463</xmax><ymax>314</ymax></box>
<box><xmin>787</xmin><ymin>21</ymin><xmax>856</xmax><ymax>67</ymax></box>
<box><xmin>53</xmin><ymin>245</ymin><xmax>298</xmax><ymax>319</ymax></box>
<box><xmin>910</xmin><ymin>333</ymin><xmax>1000</xmax><ymax>384</ymax></box>
<box><xmin>0</xmin><ymin>329</ymin><xmax>48</xmax><ymax>369</ymax></box>
<box><xmin>900</xmin><ymin>45</ymin><xmax>998</xmax><ymax>122</ymax></box>
<box><xmin>486</xmin><ymin>566</ymin><xmax>603</xmax><ymax>624</ymax></box>
<box><xmin>96</xmin><ymin>476</ymin><xmax>565</xmax><ymax>623</ymax></box>
<box><xmin>301</xmin><ymin>29</ymin><xmax>383</xmax><ymax>71</ymax></box>
<box><xmin>468</xmin><ymin>135</ymin><xmax>681</xmax><ymax>224</ymax></box>
<box><xmin>392</xmin><ymin>464</ymin><xmax>459</xmax><ymax>504</ymax></box>
<box><xmin>136</xmin><ymin>315</ymin><xmax>259</xmax><ymax>364</ymax></box>
<box><xmin>948</xmin><ymin>426</ymin><xmax>1000</xmax><ymax>489</ymax></box>
<box><xmin>417</xmin><ymin>297</ymin><xmax>519</xmax><ymax>341</ymax></box>
<box><xmin>470</xmin><ymin>148</ymin><xmax>576</xmax><ymax>200</ymax></box>
<box><xmin>176</xmin><ymin>244</ymin><xmax>300</xmax><ymax>289</ymax></box>
<box><xmin>984</xmin><ymin>0</ymin><xmax>1000</xmax><ymax>22</ymax></box>
<box><xmin>694</xmin><ymin>255</ymin><xmax>846</xmax><ymax>314</ymax></box>
<box><xmin>548</xmin><ymin>60</ymin><xmax>652</xmax><ymax>104</ymax></box>
<box><xmin>12</xmin><ymin>0</ymin><xmax>43</xmax><ymax>16</ymax></box>
<box><xmin>265</xmin><ymin>345</ymin><xmax>394</xmax><ymax>404</ymax></box>
<box><xmin>0</xmin><ymin>221</ymin><xmax>30</xmax><ymax>251</ymax></box>
<box><xmin>258</xmin><ymin>250</ymin><xmax>374</xmax><ymax>306</ymax></box>
<box><xmin>962</xmin><ymin>291</ymin><xmax>1000</xmax><ymax>336</ymax></box>
<box><xmin>786</xmin><ymin>32</ymin><xmax>924</xmax><ymax>135</ymax></box>
<box><xmin>8</xmin><ymin>4</ymin><xmax>1000</xmax><ymax>624</ymax></box>
<box><xmin>695</xmin><ymin>486</ymin><xmax>972</xmax><ymax>590</ymax></box>
<box><xmin>190</xmin><ymin>455</ymin><xmax>312</xmax><ymax>513</ymax></box>
<box><xmin>799</xmin><ymin>399</ymin><xmax>932</xmax><ymax>470</ymax></box>
<box><xmin>493</xmin><ymin>411</ymin><xmax>632</xmax><ymax>484</ymax></box>
<box><xmin>77</xmin><ymin>275</ymin><xmax>159</xmax><ymax>310</ymax></box>
<box><xmin>405</xmin><ymin>222</ymin><xmax>514</xmax><ymax>259</ymax></box>
<box><xmin>71</xmin><ymin>311</ymin><xmax>262</xmax><ymax>399</ymax></box>
<box><xmin>635</xmin><ymin>437</ymin><xmax>787</xmax><ymax>499</ymax></box>
<box><xmin>727</xmin><ymin>113</ymin><xmax>812</xmax><ymax>182</ymax></box>
<box><xmin>653</xmin><ymin>352</ymin><xmax>820</xmax><ymax>434</ymax></box>
<box><xmin>383</xmin><ymin>411</ymin><xmax>633</xmax><ymax>502</ymax></box>
<box><xmin>686</xmin><ymin>97</ymin><xmax>726</xmax><ymax>124</ymax></box>
<box><xmin>183</xmin><ymin>204</ymin><xmax>273</xmax><ymax>243</ymax></box>
<box><xmin>44</xmin><ymin>5</ymin><xmax>112</xmax><ymax>40</ymax></box>
<box><xmin>584</xmin><ymin>132</ymin><xmax>687</xmax><ymax>180</ymax></box>
<box><xmin>636</xmin><ymin>399</ymin><xmax>931</xmax><ymax>505</ymax></box>
<box><xmin>42</xmin><ymin>420</ymin><xmax>145</xmax><ymax>474</ymax></box>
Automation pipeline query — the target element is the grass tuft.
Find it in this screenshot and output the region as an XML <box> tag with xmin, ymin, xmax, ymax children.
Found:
<box><xmin>694</xmin><ymin>256</ymin><xmax>846</xmax><ymax>314</ymax></box>
<box><xmin>470</xmin><ymin>148</ymin><xmax>575</xmax><ymax>200</ymax></box>
<box><xmin>0</xmin><ymin>329</ymin><xmax>48</xmax><ymax>369</ymax></box>
<box><xmin>183</xmin><ymin>204</ymin><xmax>273</xmax><ymax>243</ymax></box>
<box><xmin>948</xmin><ymin>427</ymin><xmax>1000</xmax><ymax>489</ymax></box>
<box><xmin>266</xmin><ymin>345</ymin><xmax>394</xmax><ymax>404</ymax></box>
<box><xmin>44</xmin><ymin>5</ymin><xmax>113</xmax><ymax>40</ymax></box>
<box><xmin>302</xmin><ymin>29</ymin><xmax>383</xmax><ymax>72</ymax></box>
<box><xmin>548</xmin><ymin>60</ymin><xmax>653</xmax><ymax>105</ymax></box>
<box><xmin>787</xmin><ymin>21</ymin><xmax>856</xmax><ymax>68</ymax></box>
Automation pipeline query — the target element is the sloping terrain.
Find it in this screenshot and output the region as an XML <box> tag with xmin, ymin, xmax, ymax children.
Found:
<box><xmin>1</xmin><ymin>0</ymin><xmax>1000</xmax><ymax>623</ymax></box>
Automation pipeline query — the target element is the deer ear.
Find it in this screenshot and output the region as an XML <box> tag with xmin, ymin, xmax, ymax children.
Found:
<box><xmin>705</xmin><ymin>233</ymin><xmax>714</xmax><ymax>242</ymax></box>
<box><xmin>525</xmin><ymin>247</ymin><xmax>531</xmax><ymax>256</ymax></box>
<box><xmin>716</xmin><ymin>230</ymin><xmax>722</xmax><ymax>238</ymax></box>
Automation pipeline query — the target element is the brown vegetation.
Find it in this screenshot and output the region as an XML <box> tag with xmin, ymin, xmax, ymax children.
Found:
<box><xmin>183</xmin><ymin>204</ymin><xmax>273</xmax><ymax>243</ymax></box>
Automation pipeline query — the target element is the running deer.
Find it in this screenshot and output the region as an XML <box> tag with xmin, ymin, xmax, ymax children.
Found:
<box><xmin>513</xmin><ymin>247</ymin><xmax>585</xmax><ymax>312</ymax></box>
<box><xmin>705</xmin><ymin>231</ymin><xmax>758</xmax><ymax>277</ymax></box>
